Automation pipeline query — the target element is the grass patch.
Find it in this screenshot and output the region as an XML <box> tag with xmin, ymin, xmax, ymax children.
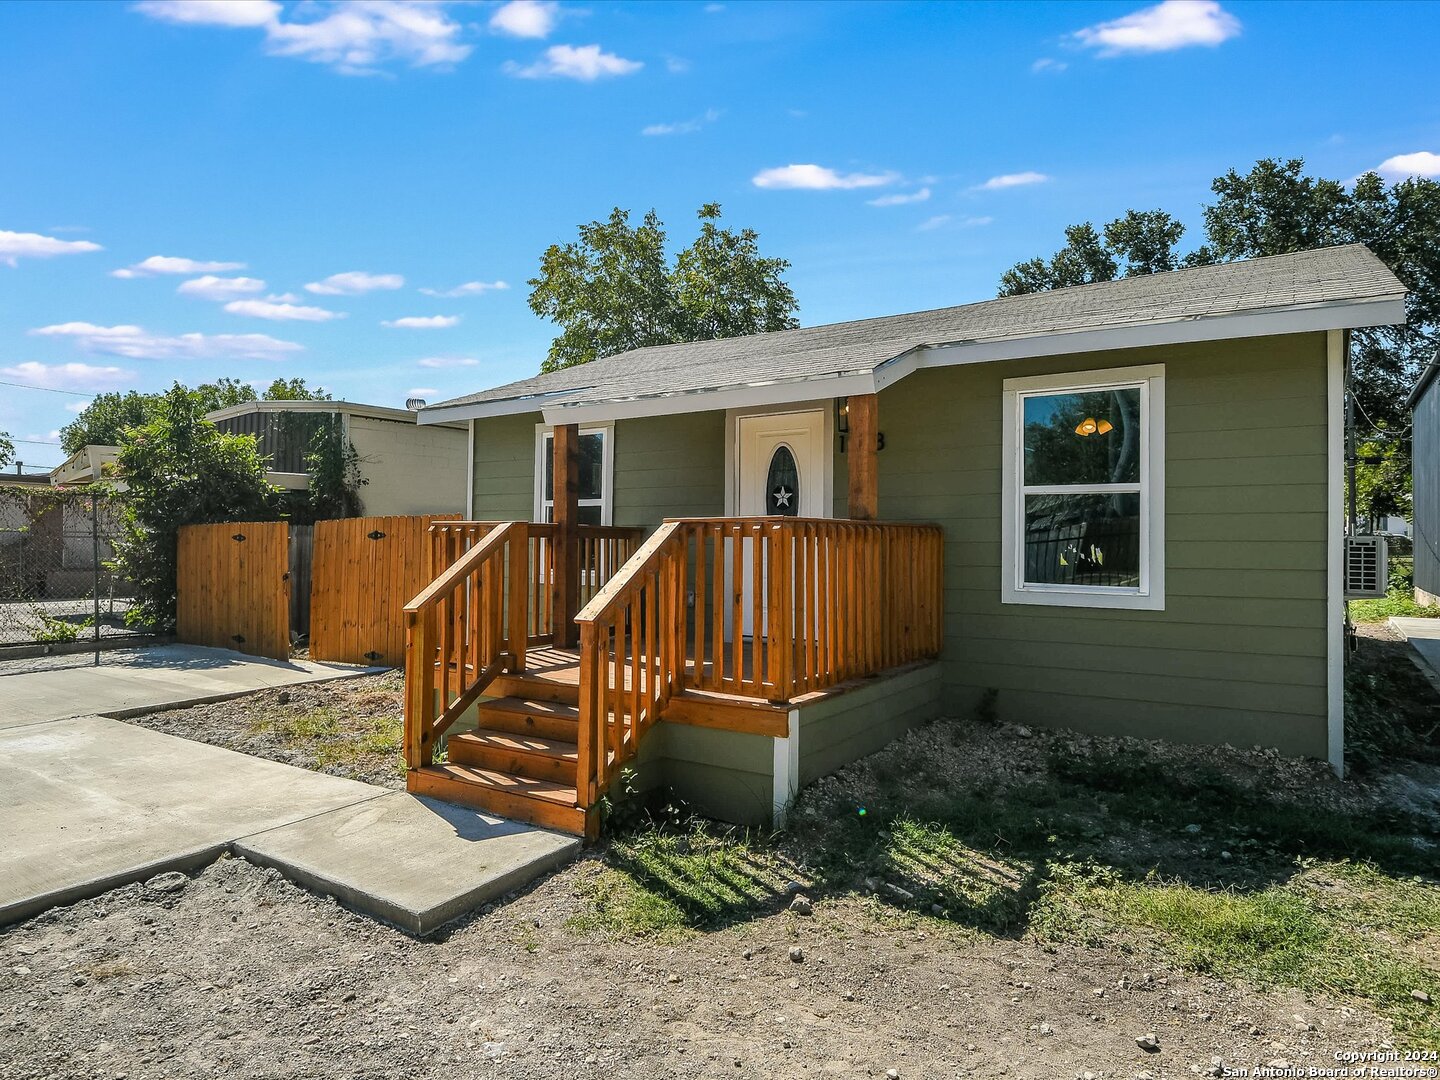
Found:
<box><xmin>1349</xmin><ymin>589</ymin><xmax>1440</xmax><ymax>624</ymax></box>
<box><xmin>1044</xmin><ymin>861</ymin><xmax>1440</xmax><ymax>1045</ymax></box>
<box><xmin>247</xmin><ymin>704</ymin><xmax>405</xmax><ymax>777</ymax></box>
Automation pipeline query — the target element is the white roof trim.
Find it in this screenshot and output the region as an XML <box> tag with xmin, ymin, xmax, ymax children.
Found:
<box><xmin>424</xmin><ymin>293</ymin><xmax>1406</xmax><ymax>426</ymax></box>
<box><xmin>417</xmin><ymin>387</ymin><xmax>588</xmax><ymax>425</ymax></box>
<box><xmin>538</xmin><ymin>373</ymin><xmax>877</xmax><ymax>425</ymax></box>
<box><xmin>207</xmin><ymin>398</ymin><xmax>465</xmax><ymax>429</ymax></box>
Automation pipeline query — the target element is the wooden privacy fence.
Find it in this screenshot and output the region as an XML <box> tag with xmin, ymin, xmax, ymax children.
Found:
<box><xmin>176</xmin><ymin>520</ymin><xmax>291</xmax><ymax>660</ymax></box>
<box><xmin>309</xmin><ymin>514</ymin><xmax>458</xmax><ymax>666</ymax></box>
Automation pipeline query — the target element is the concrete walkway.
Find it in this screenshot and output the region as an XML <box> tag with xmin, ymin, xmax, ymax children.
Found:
<box><xmin>0</xmin><ymin>643</ymin><xmax>379</xmax><ymax>730</ymax></box>
<box><xmin>0</xmin><ymin>646</ymin><xmax>581</xmax><ymax>933</ymax></box>
<box><xmin>1388</xmin><ymin>616</ymin><xmax>1440</xmax><ymax>686</ymax></box>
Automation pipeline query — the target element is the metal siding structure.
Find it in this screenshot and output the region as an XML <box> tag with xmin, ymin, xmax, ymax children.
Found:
<box><xmin>1413</xmin><ymin>372</ymin><xmax>1440</xmax><ymax>598</ymax></box>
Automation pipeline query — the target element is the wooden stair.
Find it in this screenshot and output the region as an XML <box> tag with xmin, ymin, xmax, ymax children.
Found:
<box><xmin>407</xmin><ymin>674</ymin><xmax>600</xmax><ymax>839</ymax></box>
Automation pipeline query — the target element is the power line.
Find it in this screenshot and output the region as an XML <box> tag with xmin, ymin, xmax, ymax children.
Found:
<box><xmin>0</xmin><ymin>378</ymin><xmax>94</xmax><ymax>398</ymax></box>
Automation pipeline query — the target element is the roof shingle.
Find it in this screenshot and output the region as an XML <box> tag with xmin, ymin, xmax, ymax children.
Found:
<box><xmin>426</xmin><ymin>244</ymin><xmax>1403</xmax><ymax>415</ymax></box>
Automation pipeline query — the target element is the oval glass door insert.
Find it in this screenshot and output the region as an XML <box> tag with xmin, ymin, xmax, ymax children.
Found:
<box><xmin>766</xmin><ymin>445</ymin><xmax>800</xmax><ymax>516</ymax></box>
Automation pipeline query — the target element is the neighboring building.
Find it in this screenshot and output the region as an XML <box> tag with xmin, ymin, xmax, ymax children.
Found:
<box><xmin>408</xmin><ymin>245</ymin><xmax>1403</xmax><ymax>835</ymax></box>
<box><xmin>50</xmin><ymin>444</ymin><xmax>121</xmax><ymax>487</ymax></box>
<box><xmin>206</xmin><ymin>400</ymin><xmax>468</xmax><ymax>517</ymax></box>
<box><xmin>1407</xmin><ymin>355</ymin><xmax>1440</xmax><ymax>603</ymax></box>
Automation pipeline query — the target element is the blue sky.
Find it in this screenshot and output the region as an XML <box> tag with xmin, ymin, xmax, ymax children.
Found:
<box><xmin>2</xmin><ymin>0</ymin><xmax>1438</xmax><ymax>468</ymax></box>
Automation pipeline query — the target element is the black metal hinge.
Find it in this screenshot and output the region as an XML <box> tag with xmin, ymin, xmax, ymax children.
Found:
<box><xmin>232</xmin><ymin>533</ymin><xmax>246</xmax><ymax>542</ymax></box>
<box><xmin>367</xmin><ymin>530</ymin><xmax>386</xmax><ymax>541</ymax></box>
<box><xmin>363</xmin><ymin>650</ymin><xmax>381</xmax><ymax>662</ymax></box>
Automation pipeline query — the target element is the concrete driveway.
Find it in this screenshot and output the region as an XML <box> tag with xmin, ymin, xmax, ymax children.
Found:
<box><xmin>0</xmin><ymin>644</ymin><xmax>580</xmax><ymax>933</ymax></box>
<box><xmin>0</xmin><ymin>644</ymin><xmax>378</xmax><ymax>730</ymax></box>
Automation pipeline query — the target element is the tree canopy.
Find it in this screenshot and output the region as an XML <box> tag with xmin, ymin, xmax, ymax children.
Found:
<box><xmin>998</xmin><ymin>158</ymin><xmax>1440</xmax><ymax>519</ymax></box>
<box><xmin>61</xmin><ymin>376</ymin><xmax>329</xmax><ymax>454</ymax></box>
<box><xmin>528</xmin><ymin>203</ymin><xmax>799</xmax><ymax>372</ymax></box>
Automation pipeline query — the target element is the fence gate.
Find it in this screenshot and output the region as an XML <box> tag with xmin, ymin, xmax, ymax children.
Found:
<box><xmin>309</xmin><ymin>514</ymin><xmax>457</xmax><ymax>666</ymax></box>
<box><xmin>176</xmin><ymin>521</ymin><xmax>290</xmax><ymax>660</ymax></box>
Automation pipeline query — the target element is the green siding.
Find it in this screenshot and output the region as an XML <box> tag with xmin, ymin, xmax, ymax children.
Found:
<box><xmin>876</xmin><ymin>332</ymin><xmax>1331</xmax><ymax>758</ymax></box>
<box><xmin>798</xmin><ymin>664</ymin><xmax>942</xmax><ymax>785</ymax></box>
<box><xmin>630</xmin><ymin>722</ymin><xmax>776</xmax><ymax>825</ymax></box>
<box><xmin>613</xmin><ymin>411</ymin><xmax>727</xmax><ymax>527</ymax></box>
<box><xmin>471</xmin><ymin>411</ymin><xmax>540</xmax><ymax>519</ymax></box>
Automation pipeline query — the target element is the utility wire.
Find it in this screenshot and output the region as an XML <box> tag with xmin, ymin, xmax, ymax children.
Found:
<box><xmin>0</xmin><ymin>378</ymin><xmax>94</xmax><ymax>397</ymax></box>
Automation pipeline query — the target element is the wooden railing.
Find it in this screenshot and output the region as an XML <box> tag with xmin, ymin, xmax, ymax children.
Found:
<box><xmin>573</xmin><ymin>517</ymin><xmax>944</xmax><ymax>802</ymax></box>
<box><xmin>404</xmin><ymin>522</ymin><xmax>530</xmax><ymax>767</ymax></box>
<box><xmin>574</xmin><ymin>523</ymin><xmax>688</xmax><ymax>806</ymax></box>
<box><xmin>426</xmin><ymin>521</ymin><xmax>643</xmax><ymax>646</ymax></box>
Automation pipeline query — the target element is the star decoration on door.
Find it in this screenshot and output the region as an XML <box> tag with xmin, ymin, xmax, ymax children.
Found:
<box><xmin>772</xmin><ymin>485</ymin><xmax>793</xmax><ymax>508</ymax></box>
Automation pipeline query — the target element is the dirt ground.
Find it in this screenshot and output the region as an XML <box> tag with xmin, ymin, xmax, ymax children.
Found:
<box><xmin>0</xmin><ymin>853</ymin><xmax>1397</xmax><ymax>1080</ymax></box>
<box><xmin>124</xmin><ymin>670</ymin><xmax>407</xmax><ymax>790</ymax></box>
<box><xmin>5</xmin><ymin>664</ymin><xmax>1436</xmax><ymax>1078</ymax></box>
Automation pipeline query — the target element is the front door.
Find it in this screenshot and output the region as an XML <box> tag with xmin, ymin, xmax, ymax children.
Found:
<box><xmin>733</xmin><ymin>410</ymin><xmax>828</xmax><ymax>637</ymax></box>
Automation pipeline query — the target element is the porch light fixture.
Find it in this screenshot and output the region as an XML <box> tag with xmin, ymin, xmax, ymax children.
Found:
<box><xmin>836</xmin><ymin>397</ymin><xmax>850</xmax><ymax>435</ymax></box>
<box><xmin>1074</xmin><ymin>417</ymin><xmax>1113</xmax><ymax>437</ymax></box>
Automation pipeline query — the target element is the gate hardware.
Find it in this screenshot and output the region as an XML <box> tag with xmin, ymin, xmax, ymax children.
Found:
<box><xmin>364</xmin><ymin>650</ymin><xmax>382</xmax><ymax>661</ymax></box>
<box><xmin>367</xmin><ymin>530</ymin><xmax>386</xmax><ymax>540</ymax></box>
<box><xmin>232</xmin><ymin>533</ymin><xmax>246</xmax><ymax>542</ymax></box>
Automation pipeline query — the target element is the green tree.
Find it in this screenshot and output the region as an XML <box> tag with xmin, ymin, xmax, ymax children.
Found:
<box><xmin>997</xmin><ymin>158</ymin><xmax>1440</xmax><ymax>520</ymax></box>
<box><xmin>112</xmin><ymin>384</ymin><xmax>280</xmax><ymax>631</ymax></box>
<box><xmin>59</xmin><ymin>376</ymin><xmax>330</xmax><ymax>453</ymax></box>
<box><xmin>528</xmin><ymin>203</ymin><xmax>799</xmax><ymax>372</ymax></box>
<box><xmin>263</xmin><ymin>377</ymin><xmax>330</xmax><ymax>400</ymax></box>
<box><xmin>0</xmin><ymin>433</ymin><xmax>13</xmax><ymax>469</ymax></box>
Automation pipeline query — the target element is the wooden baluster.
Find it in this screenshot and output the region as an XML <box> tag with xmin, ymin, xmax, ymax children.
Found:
<box><xmin>508</xmin><ymin>525</ymin><xmax>528</xmax><ymax>673</ymax></box>
<box><xmin>647</xmin><ymin>566</ymin><xmax>660</xmax><ymax>723</ymax></box>
<box><xmin>711</xmin><ymin>524</ymin><xmax>724</xmax><ymax>691</ymax></box>
<box><xmin>577</xmin><ymin>622</ymin><xmax>598</xmax><ymax>805</ymax></box>
<box><xmin>691</xmin><ymin>526</ymin><xmax>706</xmax><ymax>689</ymax></box>
<box><xmin>750</xmin><ymin>523</ymin><xmax>763</xmax><ymax>696</ymax></box>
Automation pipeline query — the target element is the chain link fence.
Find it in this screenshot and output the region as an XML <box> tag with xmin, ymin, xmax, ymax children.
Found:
<box><xmin>0</xmin><ymin>485</ymin><xmax>142</xmax><ymax>652</ymax></box>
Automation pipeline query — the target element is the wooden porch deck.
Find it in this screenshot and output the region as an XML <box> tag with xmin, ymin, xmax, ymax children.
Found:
<box><xmin>404</xmin><ymin>517</ymin><xmax>945</xmax><ymax>839</ymax></box>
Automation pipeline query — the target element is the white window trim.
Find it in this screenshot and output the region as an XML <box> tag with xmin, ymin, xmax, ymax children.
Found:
<box><xmin>1000</xmin><ymin>363</ymin><xmax>1165</xmax><ymax>611</ymax></box>
<box><xmin>534</xmin><ymin>421</ymin><xmax>614</xmax><ymax>526</ymax></box>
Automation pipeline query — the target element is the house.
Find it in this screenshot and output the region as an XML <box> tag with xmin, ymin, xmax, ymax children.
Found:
<box><xmin>206</xmin><ymin>399</ymin><xmax>468</xmax><ymax>517</ymax></box>
<box><xmin>1407</xmin><ymin>354</ymin><xmax>1440</xmax><ymax>603</ymax></box>
<box><xmin>50</xmin><ymin>444</ymin><xmax>121</xmax><ymax>487</ymax></box>
<box><xmin>406</xmin><ymin>244</ymin><xmax>1405</xmax><ymax>837</ymax></box>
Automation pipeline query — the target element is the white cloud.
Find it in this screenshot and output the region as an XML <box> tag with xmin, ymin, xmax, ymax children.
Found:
<box><xmin>416</xmin><ymin>355</ymin><xmax>480</xmax><ymax>368</ymax></box>
<box><xmin>384</xmin><ymin>315</ymin><xmax>460</xmax><ymax>329</ymax></box>
<box><xmin>1375</xmin><ymin>151</ymin><xmax>1440</xmax><ymax>180</ymax></box>
<box><xmin>419</xmin><ymin>280</ymin><xmax>509</xmax><ymax>298</ymax></box>
<box><xmin>978</xmin><ymin>171</ymin><xmax>1050</xmax><ymax>190</ymax></box>
<box><xmin>133</xmin><ymin>0</ymin><xmax>280</xmax><ymax>27</ymax></box>
<box><xmin>0</xmin><ymin>361</ymin><xmax>133</xmax><ymax>391</ymax></box>
<box><xmin>752</xmin><ymin>164</ymin><xmax>899</xmax><ymax>191</ymax></box>
<box><xmin>112</xmin><ymin>254</ymin><xmax>245</xmax><ymax>278</ymax></box>
<box><xmin>917</xmin><ymin>215</ymin><xmax>952</xmax><ymax>232</ymax></box>
<box><xmin>224</xmin><ymin>299</ymin><xmax>344</xmax><ymax>321</ymax></box>
<box><xmin>505</xmin><ymin>44</ymin><xmax>642</xmax><ymax>81</ymax></box>
<box><xmin>0</xmin><ymin>229</ymin><xmax>103</xmax><ymax>267</ymax></box>
<box><xmin>1031</xmin><ymin>57</ymin><xmax>1068</xmax><ymax>73</ymax></box>
<box><xmin>304</xmin><ymin>270</ymin><xmax>405</xmax><ymax>295</ymax></box>
<box><xmin>266</xmin><ymin>291</ymin><xmax>302</xmax><ymax>302</ymax></box>
<box><xmin>868</xmin><ymin>187</ymin><xmax>931</xmax><ymax>207</ymax></box>
<box><xmin>1072</xmin><ymin>0</ymin><xmax>1240</xmax><ymax>56</ymax></box>
<box><xmin>641</xmin><ymin>108</ymin><xmax>721</xmax><ymax>137</ymax></box>
<box><xmin>176</xmin><ymin>274</ymin><xmax>267</xmax><ymax>300</ymax></box>
<box><xmin>407</xmin><ymin>386</ymin><xmax>439</xmax><ymax>398</ymax></box>
<box><xmin>961</xmin><ymin>215</ymin><xmax>994</xmax><ymax>227</ymax></box>
<box><xmin>30</xmin><ymin>322</ymin><xmax>302</xmax><ymax>361</ymax></box>
<box><xmin>136</xmin><ymin>0</ymin><xmax>471</xmax><ymax>75</ymax></box>
<box><xmin>489</xmin><ymin>0</ymin><xmax>557</xmax><ymax>39</ymax></box>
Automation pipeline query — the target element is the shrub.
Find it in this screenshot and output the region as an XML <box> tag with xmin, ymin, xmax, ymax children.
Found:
<box><xmin>112</xmin><ymin>385</ymin><xmax>281</xmax><ymax>632</ymax></box>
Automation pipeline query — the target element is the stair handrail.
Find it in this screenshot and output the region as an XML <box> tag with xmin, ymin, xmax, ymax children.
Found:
<box><xmin>573</xmin><ymin>521</ymin><xmax>687</xmax><ymax>805</ymax></box>
<box><xmin>404</xmin><ymin>520</ymin><xmax>529</xmax><ymax>769</ymax></box>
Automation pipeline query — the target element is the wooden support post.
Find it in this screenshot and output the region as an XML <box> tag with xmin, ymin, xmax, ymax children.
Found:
<box><xmin>507</xmin><ymin>522</ymin><xmax>528</xmax><ymax>673</ymax></box>
<box><xmin>552</xmin><ymin>423</ymin><xmax>581</xmax><ymax>648</ymax></box>
<box><xmin>847</xmin><ymin>393</ymin><xmax>879</xmax><ymax>521</ymax></box>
